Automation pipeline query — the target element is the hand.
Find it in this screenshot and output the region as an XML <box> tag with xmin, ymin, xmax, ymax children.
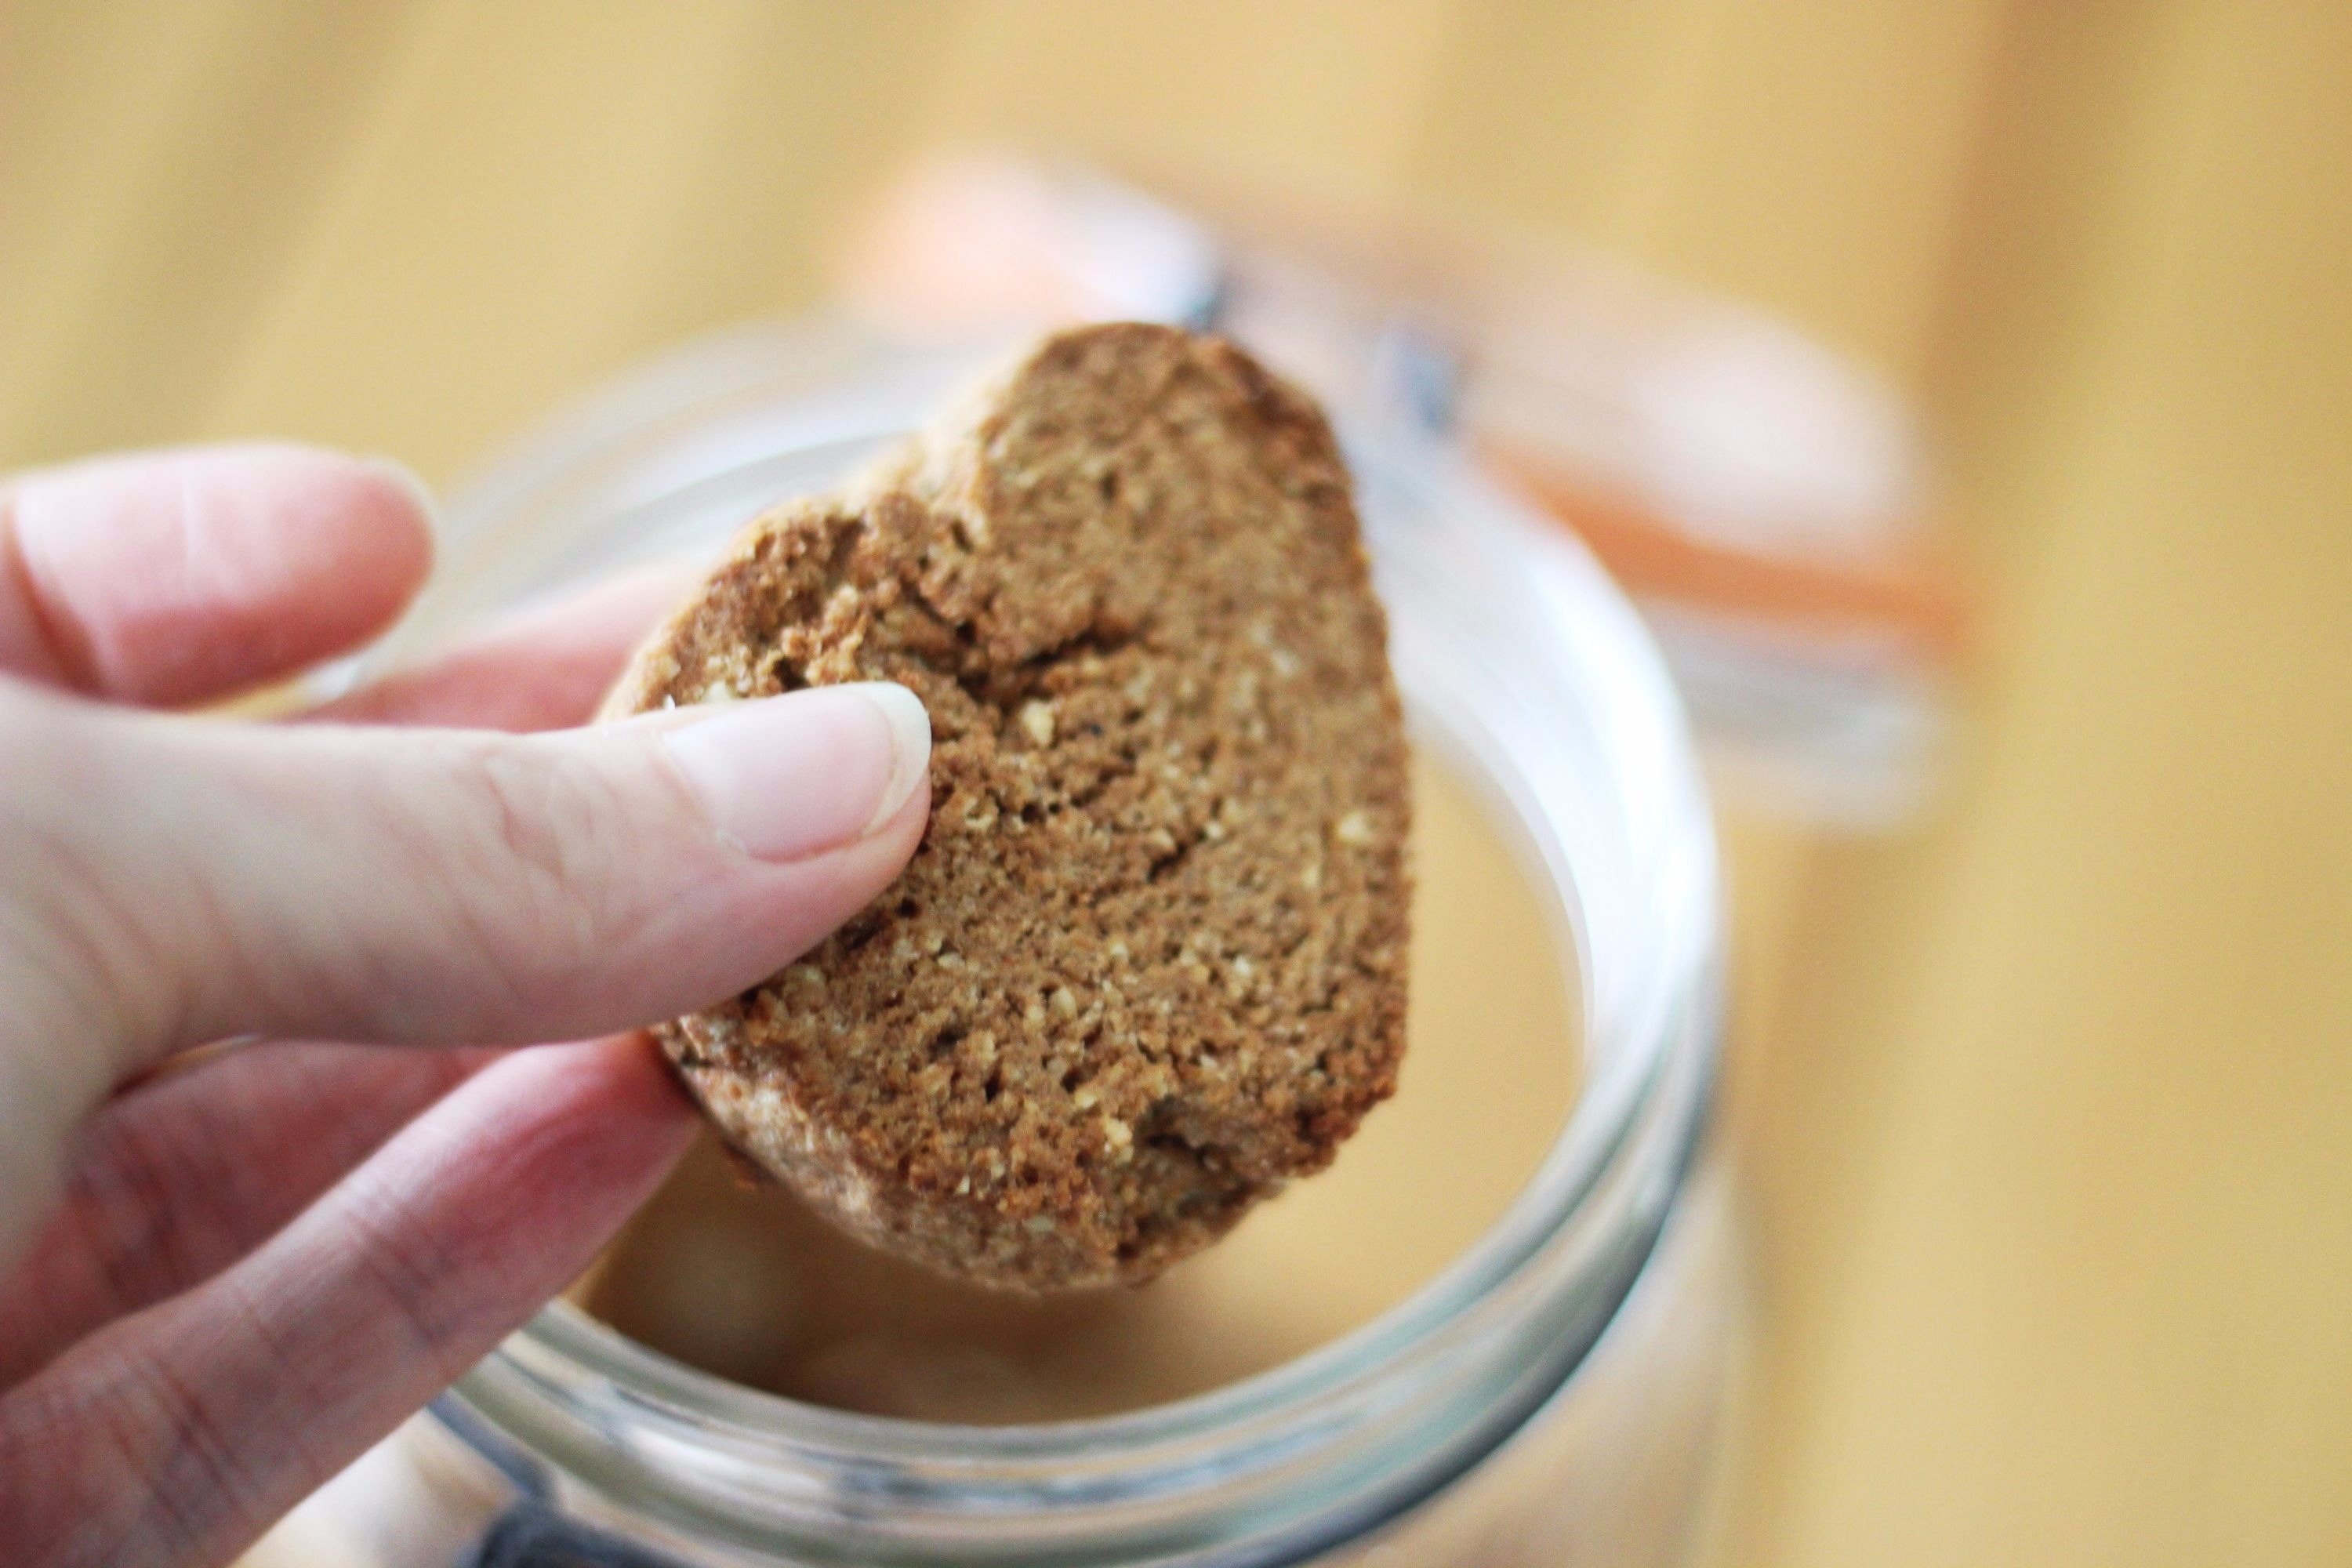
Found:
<box><xmin>0</xmin><ymin>445</ymin><xmax>931</xmax><ymax>1566</ymax></box>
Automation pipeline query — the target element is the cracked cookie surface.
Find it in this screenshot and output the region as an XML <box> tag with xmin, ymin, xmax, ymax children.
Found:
<box><xmin>606</xmin><ymin>322</ymin><xmax>1410</xmax><ymax>1290</ymax></box>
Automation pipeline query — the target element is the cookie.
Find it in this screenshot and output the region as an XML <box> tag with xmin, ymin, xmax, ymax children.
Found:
<box><xmin>607</xmin><ymin>323</ymin><xmax>1410</xmax><ymax>1290</ymax></box>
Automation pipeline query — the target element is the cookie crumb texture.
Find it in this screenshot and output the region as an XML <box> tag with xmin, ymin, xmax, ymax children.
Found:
<box><xmin>611</xmin><ymin>324</ymin><xmax>1410</xmax><ymax>1290</ymax></box>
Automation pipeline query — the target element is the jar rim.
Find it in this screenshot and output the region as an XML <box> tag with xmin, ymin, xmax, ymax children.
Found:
<box><xmin>382</xmin><ymin>315</ymin><xmax>1722</xmax><ymax>1562</ymax></box>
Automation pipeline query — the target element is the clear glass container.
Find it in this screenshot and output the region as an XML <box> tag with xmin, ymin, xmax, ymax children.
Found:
<box><xmin>278</xmin><ymin>316</ymin><xmax>1733</xmax><ymax>1568</ymax></box>
<box><xmin>839</xmin><ymin>151</ymin><xmax>1957</xmax><ymax>831</ymax></box>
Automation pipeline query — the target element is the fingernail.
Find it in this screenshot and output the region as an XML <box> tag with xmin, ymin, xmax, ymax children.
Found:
<box><xmin>659</xmin><ymin>682</ymin><xmax>931</xmax><ymax>862</ymax></box>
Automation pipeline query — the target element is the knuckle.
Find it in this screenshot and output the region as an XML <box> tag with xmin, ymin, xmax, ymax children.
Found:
<box><xmin>109</xmin><ymin>1353</ymin><xmax>267</xmax><ymax>1560</ymax></box>
<box><xmin>464</xmin><ymin>743</ymin><xmax>601</xmax><ymax>891</ymax></box>
<box><xmin>436</xmin><ymin>739</ymin><xmax>651</xmax><ymax>985</ymax></box>
<box><xmin>0</xmin><ymin>1343</ymin><xmax>256</xmax><ymax>1566</ymax></box>
<box><xmin>336</xmin><ymin>1175</ymin><xmax>471</xmax><ymax>1365</ymax></box>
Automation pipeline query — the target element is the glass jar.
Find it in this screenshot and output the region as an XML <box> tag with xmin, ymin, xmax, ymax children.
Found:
<box><xmin>838</xmin><ymin>151</ymin><xmax>1955</xmax><ymax>832</ymax></box>
<box><xmin>278</xmin><ymin>316</ymin><xmax>1732</xmax><ymax>1568</ymax></box>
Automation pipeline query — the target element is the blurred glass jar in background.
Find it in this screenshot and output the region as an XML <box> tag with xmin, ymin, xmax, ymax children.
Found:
<box><xmin>256</xmin><ymin>319</ymin><xmax>1733</xmax><ymax>1567</ymax></box>
<box><xmin>840</xmin><ymin>152</ymin><xmax>1962</xmax><ymax>829</ymax></box>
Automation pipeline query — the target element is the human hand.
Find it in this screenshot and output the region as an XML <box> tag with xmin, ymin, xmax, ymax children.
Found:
<box><xmin>0</xmin><ymin>445</ymin><xmax>931</xmax><ymax>1565</ymax></box>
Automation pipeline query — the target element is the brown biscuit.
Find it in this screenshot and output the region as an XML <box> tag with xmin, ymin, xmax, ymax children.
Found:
<box><xmin>607</xmin><ymin>323</ymin><xmax>1410</xmax><ymax>1290</ymax></box>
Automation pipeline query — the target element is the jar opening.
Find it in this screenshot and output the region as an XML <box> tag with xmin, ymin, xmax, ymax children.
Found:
<box><xmin>371</xmin><ymin>318</ymin><xmax>1719</xmax><ymax>1564</ymax></box>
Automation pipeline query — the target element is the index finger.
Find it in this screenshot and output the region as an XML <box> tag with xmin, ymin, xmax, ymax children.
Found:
<box><xmin>0</xmin><ymin>445</ymin><xmax>434</xmax><ymax>707</ymax></box>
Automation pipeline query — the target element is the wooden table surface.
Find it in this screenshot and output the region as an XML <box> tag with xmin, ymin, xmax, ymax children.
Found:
<box><xmin>5</xmin><ymin>5</ymin><xmax>2347</xmax><ymax>1564</ymax></box>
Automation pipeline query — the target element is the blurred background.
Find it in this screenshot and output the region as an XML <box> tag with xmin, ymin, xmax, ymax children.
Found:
<box><xmin>4</xmin><ymin>4</ymin><xmax>2347</xmax><ymax>1564</ymax></box>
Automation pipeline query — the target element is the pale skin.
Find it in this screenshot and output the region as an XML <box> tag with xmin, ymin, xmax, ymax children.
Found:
<box><xmin>0</xmin><ymin>445</ymin><xmax>934</xmax><ymax>1566</ymax></box>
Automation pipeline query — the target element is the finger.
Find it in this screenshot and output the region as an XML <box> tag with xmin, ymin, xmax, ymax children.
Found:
<box><xmin>0</xmin><ymin>1033</ymin><xmax>694</xmax><ymax>1568</ymax></box>
<box><xmin>307</xmin><ymin>561</ymin><xmax>695</xmax><ymax>732</ymax></box>
<box><xmin>4</xmin><ymin>675</ymin><xmax>931</xmax><ymax>1088</ymax></box>
<box><xmin>0</xmin><ymin>1040</ymin><xmax>498</xmax><ymax>1388</ymax></box>
<box><xmin>0</xmin><ymin>445</ymin><xmax>433</xmax><ymax>706</ymax></box>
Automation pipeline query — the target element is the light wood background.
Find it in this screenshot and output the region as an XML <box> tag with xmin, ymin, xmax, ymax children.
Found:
<box><xmin>5</xmin><ymin>5</ymin><xmax>2348</xmax><ymax>1564</ymax></box>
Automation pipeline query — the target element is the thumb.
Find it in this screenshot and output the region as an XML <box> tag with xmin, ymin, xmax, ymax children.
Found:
<box><xmin>2</xmin><ymin>677</ymin><xmax>932</xmax><ymax>1086</ymax></box>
